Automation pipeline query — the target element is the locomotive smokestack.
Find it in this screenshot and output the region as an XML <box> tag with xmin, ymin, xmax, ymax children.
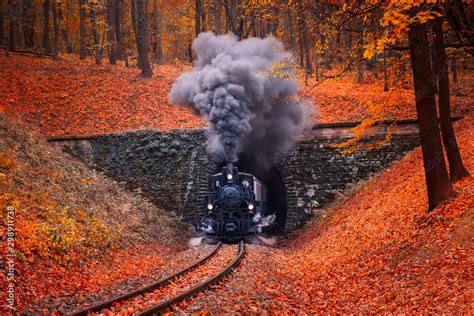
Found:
<box><xmin>226</xmin><ymin>162</ymin><xmax>234</xmax><ymax>180</ymax></box>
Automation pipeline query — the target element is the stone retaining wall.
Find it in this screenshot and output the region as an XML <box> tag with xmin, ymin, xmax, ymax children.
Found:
<box><xmin>50</xmin><ymin>122</ymin><xmax>420</xmax><ymax>231</ymax></box>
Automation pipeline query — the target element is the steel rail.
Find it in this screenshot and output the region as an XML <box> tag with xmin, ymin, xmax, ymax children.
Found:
<box><xmin>70</xmin><ymin>242</ymin><xmax>222</xmax><ymax>316</ymax></box>
<box><xmin>137</xmin><ymin>241</ymin><xmax>245</xmax><ymax>316</ymax></box>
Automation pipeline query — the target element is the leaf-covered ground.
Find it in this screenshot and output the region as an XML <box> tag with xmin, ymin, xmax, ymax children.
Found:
<box><xmin>0</xmin><ymin>114</ymin><xmax>189</xmax><ymax>313</ymax></box>
<box><xmin>1</xmin><ymin>53</ymin><xmax>472</xmax><ymax>137</ymax></box>
<box><xmin>0</xmin><ymin>53</ymin><xmax>202</xmax><ymax>136</ymax></box>
<box><xmin>1</xmin><ymin>52</ymin><xmax>472</xmax><ymax>313</ymax></box>
<box><xmin>11</xmin><ymin>115</ymin><xmax>470</xmax><ymax>314</ymax></box>
<box><xmin>176</xmin><ymin>116</ymin><xmax>473</xmax><ymax>314</ymax></box>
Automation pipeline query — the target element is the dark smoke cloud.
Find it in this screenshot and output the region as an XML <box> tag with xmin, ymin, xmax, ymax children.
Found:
<box><xmin>169</xmin><ymin>32</ymin><xmax>314</xmax><ymax>166</ymax></box>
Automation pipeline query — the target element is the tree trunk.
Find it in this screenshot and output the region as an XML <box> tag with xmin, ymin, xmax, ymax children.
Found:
<box><xmin>7</xmin><ymin>0</ymin><xmax>14</xmax><ymax>51</ymax></box>
<box><xmin>383</xmin><ymin>49</ymin><xmax>389</xmax><ymax>92</ymax></box>
<box><xmin>136</xmin><ymin>0</ymin><xmax>152</xmax><ymax>77</ymax></box>
<box><xmin>299</xmin><ymin>30</ymin><xmax>304</xmax><ymax>68</ymax></box>
<box><xmin>52</xmin><ymin>0</ymin><xmax>59</xmax><ymax>59</ymax></box>
<box><xmin>408</xmin><ymin>21</ymin><xmax>454</xmax><ymax>211</ymax></box>
<box><xmin>115</xmin><ymin>0</ymin><xmax>124</xmax><ymax>60</ymax></box>
<box><xmin>347</xmin><ymin>32</ymin><xmax>352</xmax><ymax>71</ymax></box>
<box><xmin>450</xmin><ymin>56</ymin><xmax>458</xmax><ymax>83</ymax></box>
<box><xmin>0</xmin><ymin>2</ymin><xmax>4</xmax><ymax>46</ymax></box>
<box><xmin>42</xmin><ymin>0</ymin><xmax>51</xmax><ymax>52</ymax></box>
<box><xmin>430</xmin><ymin>45</ymin><xmax>438</xmax><ymax>93</ymax></box>
<box><xmin>107</xmin><ymin>0</ymin><xmax>116</xmax><ymax>64</ymax></box>
<box><xmin>130</xmin><ymin>0</ymin><xmax>141</xmax><ymax>67</ymax></box>
<box><xmin>201</xmin><ymin>0</ymin><xmax>206</xmax><ymax>32</ymax></box>
<box><xmin>152</xmin><ymin>0</ymin><xmax>163</xmax><ymax>64</ymax></box>
<box><xmin>229</xmin><ymin>0</ymin><xmax>237</xmax><ymax>33</ymax></box>
<box><xmin>301</xmin><ymin>9</ymin><xmax>311</xmax><ymax>81</ymax></box>
<box><xmin>315</xmin><ymin>48</ymin><xmax>319</xmax><ymax>81</ymax></box>
<box><xmin>23</xmin><ymin>0</ymin><xmax>35</xmax><ymax>48</ymax></box>
<box><xmin>79</xmin><ymin>0</ymin><xmax>86</xmax><ymax>59</ymax></box>
<box><xmin>59</xmin><ymin>4</ymin><xmax>73</xmax><ymax>53</ymax></box>
<box><xmin>214</xmin><ymin>0</ymin><xmax>221</xmax><ymax>34</ymax></box>
<box><xmin>445</xmin><ymin>0</ymin><xmax>474</xmax><ymax>56</ymax></box>
<box><xmin>287</xmin><ymin>14</ymin><xmax>294</xmax><ymax>48</ymax></box>
<box><xmin>188</xmin><ymin>42</ymin><xmax>193</xmax><ymax>62</ymax></box>
<box><xmin>432</xmin><ymin>18</ymin><xmax>469</xmax><ymax>181</ymax></box>
<box><xmin>90</xmin><ymin>2</ymin><xmax>101</xmax><ymax>64</ymax></box>
<box><xmin>267</xmin><ymin>6</ymin><xmax>279</xmax><ymax>36</ymax></box>
<box><xmin>14</xmin><ymin>0</ymin><xmax>21</xmax><ymax>47</ymax></box>
<box><xmin>195</xmin><ymin>0</ymin><xmax>201</xmax><ymax>37</ymax></box>
<box><xmin>357</xmin><ymin>37</ymin><xmax>364</xmax><ymax>83</ymax></box>
<box><xmin>207</xmin><ymin>0</ymin><xmax>212</xmax><ymax>31</ymax></box>
<box><xmin>61</xmin><ymin>28</ymin><xmax>72</xmax><ymax>53</ymax></box>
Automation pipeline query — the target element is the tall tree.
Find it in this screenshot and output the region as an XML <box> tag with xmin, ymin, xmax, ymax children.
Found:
<box><xmin>450</xmin><ymin>56</ymin><xmax>458</xmax><ymax>83</ymax></box>
<box><xmin>106</xmin><ymin>0</ymin><xmax>117</xmax><ymax>64</ymax></box>
<box><xmin>214</xmin><ymin>0</ymin><xmax>221</xmax><ymax>34</ymax></box>
<box><xmin>14</xmin><ymin>0</ymin><xmax>22</xmax><ymax>47</ymax></box>
<box><xmin>135</xmin><ymin>0</ymin><xmax>152</xmax><ymax>77</ymax></box>
<box><xmin>429</xmin><ymin>44</ymin><xmax>438</xmax><ymax>93</ymax></box>
<box><xmin>152</xmin><ymin>0</ymin><xmax>163</xmax><ymax>64</ymax></box>
<box><xmin>229</xmin><ymin>0</ymin><xmax>237</xmax><ymax>33</ymax></box>
<box><xmin>432</xmin><ymin>17</ymin><xmax>469</xmax><ymax>181</ymax></box>
<box><xmin>79</xmin><ymin>0</ymin><xmax>86</xmax><ymax>59</ymax></box>
<box><xmin>383</xmin><ymin>49</ymin><xmax>389</xmax><ymax>92</ymax></box>
<box><xmin>90</xmin><ymin>0</ymin><xmax>101</xmax><ymax>64</ymax></box>
<box><xmin>445</xmin><ymin>0</ymin><xmax>474</xmax><ymax>56</ymax></box>
<box><xmin>195</xmin><ymin>0</ymin><xmax>201</xmax><ymax>37</ymax></box>
<box><xmin>130</xmin><ymin>0</ymin><xmax>141</xmax><ymax>66</ymax></box>
<box><xmin>200</xmin><ymin>0</ymin><xmax>206</xmax><ymax>32</ymax></box>
<box><xmin>408</xmin><ymin>20</ymin><xmax>454</xmax><ymax>210</ymax></box>
<box><xmin>114</xmin><ymin>0</ymin><xmax>124</xmax><ymax>60</ymax></box>
<box><xmin>52</xmin><ymin>0</ymin><xmax>59</xmax><ymax>58</ymax></box>
<box><xmin>7</xmin><ymin>0</ymin><xmax>14</xmax><ymax>51</ymax></box>
<box><xmin>60</xmin><ymin>5</ymin><xmax>73</xmax><ymax>53</ymax></box>
<box><xmin>207</xmin><ymin>0</ymin><xmax>212</xmax><ymax>32</ymax></box>
<box><xmin>357</xmin><ymin>41</ymin><xmax>364</xmax><ymax>83</ymax></box>
<box><xmin>79</xmin><ymin>0</ymin><xmax>87</xmax><ymax>59</ymax></box>
<box><xmin>298</xmin><ymin>2</ymin><xmax>311</xmax><ymax>82</ymax></box>
<box><xmin>42</xmin><ymin>0</ymin><xmax>51</xmax><ymax>52</ymax></box>
<box><xmin>314</xmin><ymin>49</ymin><xmax>320</xmax><ymax>81</ymax></box>
<box><xmin>23</xmin><ymin>0</ymin><xmax>35</xmax><ymax>48</ymax></box>
<box><xmin>0</xmin><ymin>2</ymin><xmax>4</xmax><ymax>46</ymax></box>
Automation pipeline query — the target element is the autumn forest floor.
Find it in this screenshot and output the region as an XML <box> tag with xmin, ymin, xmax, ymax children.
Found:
<box><xmin>0</xmin><ymin>52</ymin><xmax>472</xmax><ymax>136</ymax></box>
<box><xmin>0</xmin><ymin>52</ymin><xmax>473</xmax><ymax>313</ymax></box>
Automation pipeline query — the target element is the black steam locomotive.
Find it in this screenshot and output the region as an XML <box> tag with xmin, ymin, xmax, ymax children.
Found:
<box><xmin>200</xmin><ymin>163</ymin><xmax>267</xmax><ymax>241</ymax></box>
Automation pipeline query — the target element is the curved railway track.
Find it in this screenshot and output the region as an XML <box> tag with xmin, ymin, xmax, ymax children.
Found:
<box><xmin>70</xmin><ymin>241</ymin><xmax>245</xmax><ymax>316</ymax></box>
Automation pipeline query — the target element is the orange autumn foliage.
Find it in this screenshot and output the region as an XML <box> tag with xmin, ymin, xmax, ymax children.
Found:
<box><xmin>1</xmin><ymin>53</ymin><xmax>472</xmax><ymax>139</ymax></box>
<box><xmin>279</xmin><ymin>116</ymin><xmax>473</xmax><ymax>313</ymax></box>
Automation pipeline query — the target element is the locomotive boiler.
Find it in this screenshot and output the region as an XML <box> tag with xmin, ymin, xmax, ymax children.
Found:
<box><xmin>200</xmin><ymin>163</ymin><xmax>267</xmax><ymax>241</ymax></box>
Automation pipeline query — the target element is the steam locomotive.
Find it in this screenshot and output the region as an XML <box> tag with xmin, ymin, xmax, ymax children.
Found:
<box><xmin>200</xmin><ymin>163</ymin><xmax>267</xmax><ymax>241</ymax></box>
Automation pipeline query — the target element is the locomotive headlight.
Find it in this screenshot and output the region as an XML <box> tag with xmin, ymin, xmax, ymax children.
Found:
<box><xmin>227</xmin><ymin>173</ymin><xmax>233</xmax><ymax>180</ymax></box>
<box><xmin>248</xmin><ymin>203</ymin><xmax>254</xmax><ymax>210</ymax></box>
<box><xmin>207</xmin><ymin>203</ymin><xmax>213</xmax><ymax>210</ymax></box>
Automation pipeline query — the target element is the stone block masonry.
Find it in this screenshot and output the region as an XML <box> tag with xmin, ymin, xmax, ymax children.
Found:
<box><xmin>49</xmin><ymin>120</ymin><xmax>420</xmax><ymax>232</ymax></box>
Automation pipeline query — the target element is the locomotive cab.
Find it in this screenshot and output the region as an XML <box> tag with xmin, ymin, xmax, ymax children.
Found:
<box><xmin>201</xmin><ymin>163</ymin><xmax>267</xmax><ymax>241</ymax></box>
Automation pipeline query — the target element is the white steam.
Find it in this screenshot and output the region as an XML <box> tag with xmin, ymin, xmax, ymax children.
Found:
<box><xmin>253</xmin><ymin>213</ymin><xmax>277</xmax><ymax>233</ymax></box>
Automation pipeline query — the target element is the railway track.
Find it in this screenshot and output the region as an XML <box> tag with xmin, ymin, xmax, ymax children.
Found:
<box><xmin>70</xmin><ymin>241</ymin><xmax>245</xmax><ymax>316</ymax></box>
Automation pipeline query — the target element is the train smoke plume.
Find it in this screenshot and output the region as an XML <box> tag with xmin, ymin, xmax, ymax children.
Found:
<box><xmin>169</xmin><ymin>32</ymin><xmax>313</xmax><ymax>165</ymax></box>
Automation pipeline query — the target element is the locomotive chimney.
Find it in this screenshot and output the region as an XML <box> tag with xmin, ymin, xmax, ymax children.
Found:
<box><xmin>226</xmin><ymin>162</ymin><xmax>234</xmax><ymax>180</ymax></box>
